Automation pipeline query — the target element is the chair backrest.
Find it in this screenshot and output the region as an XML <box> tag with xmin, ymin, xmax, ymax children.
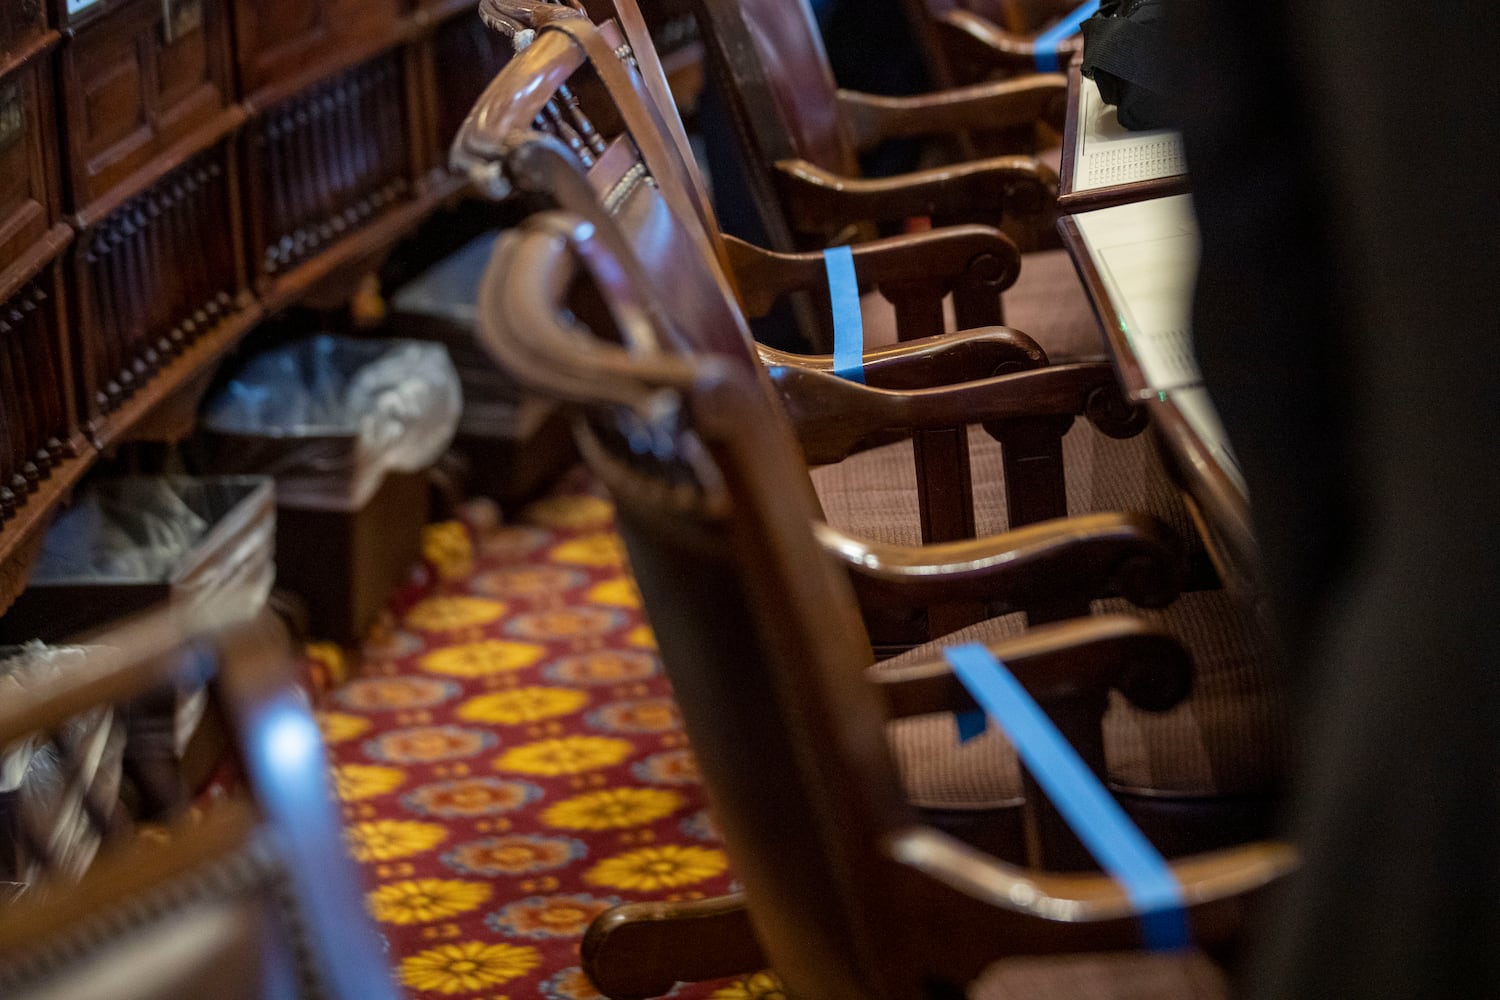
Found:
<box><xmin>473</xmin><ymin>212</ymin><xmax>1289</xmax><ymax>998</ymax></box>
<box><xmin>482</xmin><ymin>214</ymin><xmax>921</xmax><ymax>995</ymax></box>
<box><xmin>903</xmin><ymin>0</ymin><xmax>1086</xmax><ymax>85</ymax></box>
<box><xmin>0</xmin><ymin>609</ymin><xmax>399</xmax><ymax>1000</ymax></box>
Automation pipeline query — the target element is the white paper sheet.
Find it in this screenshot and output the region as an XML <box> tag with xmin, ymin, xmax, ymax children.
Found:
<box><xmin>1072</xmin><ymin>194</ymin><xmax>1201</xmax><ymax>393</ymax></box>
<box><xmin>1171</xmin><ymin>387</ymin><xmax>1246</xmax><ymax>496</ymax></box>
<box><xmin>1073</xmin><ymin>77</ymin><xmax>1186</xmax><ymax>192</ymax></box>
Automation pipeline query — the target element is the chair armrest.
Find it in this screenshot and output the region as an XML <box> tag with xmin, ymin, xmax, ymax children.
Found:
<box><xmin>890</xmin><ymin>825</ymin><xmax>1296</xmax><ymax>957</ymax></box>
<box><xmin>722</xmin><ymin>226</ymin><xmax>1020</xmax><ymax>321</ymax></box>
<box><xmin>758</xmin><ymin>326</ymin><xmax>1047</xmax><ymax>391</ymax></box>
<box><xmin>819</xmin><ymin>511</ymin><xmax>1181</xmax><ymax>614</ymax></box>
<box><xmin>775</xmin><ymin>156</ymin><xmax>1057</xmax><ymax>238</ymax></box>
<box><xmin>771</xmin><ymin>361</ymin><xmax>1129</xmax><ymax>464</ymax></box>
<box><xmin>934</xmin><ymin>9</ymin><xmax>1086</xmax><ymax>76</ymax></box>
<box><xmin>836</xmin><ymin>76</ymin><xmax>1067</xmax><ymax>153</ymax></box>
<box><xmin>869</xmin><ymin>613</ymin><xmax>1192</xmax><ymax>720</ymax></box>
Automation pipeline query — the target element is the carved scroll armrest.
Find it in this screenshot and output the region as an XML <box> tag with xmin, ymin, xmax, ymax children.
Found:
<box><xmin>757</xmin><ymin>326</ymin><xmax>1047</xmax><ymax>391</ymax></box>
<box><xmin>822</xmin><ymin>514</ymin><xmax>1182</xmax><ymax>615</ymax></box>
<box><xmin>836</xmin><ymin>75</ymin><xmax>1067</xmax><ymax>152</ymax></box>
<box><xmin>891</xmin><ymin>825</ymin><xmax>1296</xmax><ymax>959</ymax></box>
<box><xmin>722</xmin><ymin>226</ymin><xmax>1020</xmax><ymax>321</ymax></box>
<box><xmin>770</xmin><ymin>361</ymin><xmax>1131</xmax><ymax>465</ymax></box>
<box><xmin>934</xmin><ymin>9</ymin><xmax>1085</xmax><ymax>76</ymax></box>
<box><xmin>774</xmin><ymin>156</ymin><xmax>1058</xmax><ymax>239</ymax></box>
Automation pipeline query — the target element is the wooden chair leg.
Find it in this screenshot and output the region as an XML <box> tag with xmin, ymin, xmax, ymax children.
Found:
<box><xmin>581</xmin><ymin>892</ymin><xmax>766</xmax><ymax>999</ymax></box>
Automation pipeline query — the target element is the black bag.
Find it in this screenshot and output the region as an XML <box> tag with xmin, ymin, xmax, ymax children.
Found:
<box><xmin>1080</xmin><ymin>0</ymin><xmax>1184</xmax><ymax>131</ymax></box>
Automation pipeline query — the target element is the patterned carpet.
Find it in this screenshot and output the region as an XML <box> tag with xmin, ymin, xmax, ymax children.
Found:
<box><xmin>312</xmin><ymin>478</ymin><xmax>776</xmax><ymax>1000</ymax></box>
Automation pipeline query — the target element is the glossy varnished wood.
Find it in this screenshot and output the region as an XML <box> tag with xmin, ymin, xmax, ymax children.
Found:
<box><xmin>57</xmin><ymin>0</ymin><xmax>241</xmax><ymax>219</ymax></box>
<box><xmin>474</xmin><ymin>216</ymin><xmax>1295</xmax><ymax>998</ymax></box>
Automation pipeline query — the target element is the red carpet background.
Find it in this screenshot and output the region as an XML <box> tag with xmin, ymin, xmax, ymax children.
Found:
<box><xmin>312</xmin><ymin>481</ymin><xmax>778</xmax><ymax>1000</ymax></box>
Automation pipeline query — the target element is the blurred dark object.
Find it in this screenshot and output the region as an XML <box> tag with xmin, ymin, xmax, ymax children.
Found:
<box><xmin>1080</xmin><ymin>0</ymin><xmax>1183</xmax><ymax>130</ymax></box>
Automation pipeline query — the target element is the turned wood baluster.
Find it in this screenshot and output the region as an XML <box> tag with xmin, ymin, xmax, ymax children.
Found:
<box><xmin>344</xmin><ymin>75</ymin><xmax>374</xmax><ymax>215</ymax></box>
<box><xmin>0</xmin><ymin>306</ymin><xmax>39</xmax><ymax>492</ymax></box>
<box><xmin>284</xmin><ymin>105</ymin><xmax>315</xmax><ymax>264</ymax></box>
<box><xmin>558</xmin><ymin>83</ymin><xmax>607</xmax><ymax>157</ymax></box>
<box><xmin>83</xmin><ymin>230</ymin><xmax>122</xmax><ymax>410</ymax></box>
<box><xmin>0</xmin><ymin>309</ymin><xmax>23</xmax><ymax>513</ymax></box>
<box><xmin>308</xmin><ymin>91</ymin><xmax>340</xmax><ymax>244</ymax></box>
<box><xmin>114</xmin><ymin>207</ymin><xmax>147</xmax><ymax>397</ymax></box>
<box><xmin>137</xmin><ymin>193</ymin><xmax>167</xmax><ymax>375</ymax></box>
<box><xmin>23</xmin><ymin>284</ymin><xmax>69</xmax><ymax>466</ymax></box>
<box><xmin>261</xmin><ymin>115</ymin><xmax>288</xmax><ymax>273</ymax></box>
<box><xmin>187</xmin><ymin>165</ymin><xmax>220</xmax><ymax>334</ymax></box>
<box><xmin>328</xmin><ymin>80</ymin><xmax>359</xmax><ymax>232</ymax></box>
<box><xmin>542</xmin><ymin>97</ymin><xmax>595</xmax><ymax>167</ymax></box>
<box><xmin>207</xmin><ymin>161</ymin><xmax>233</xmax><ymax>318</ymax></box>
<box><xmin>160</xmin><ymin>176</ymin><xmax>192</xmax><ymax>355</ymax></box>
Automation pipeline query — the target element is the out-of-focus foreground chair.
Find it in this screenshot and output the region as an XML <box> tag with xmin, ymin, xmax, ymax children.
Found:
<box><xmin>473</xmin><ymin>211</ymin><xmax>1296</xmax><ymax>998</ymax></box>
<box><xmin>0</xmin><ymin>609</ymin><xmax>399</xmax><ymax>1000</ymax></box>
<box><xmin>456</xmin><ymin>11</ymin><xmax>1185</xmax><ymax>646</ymax></box>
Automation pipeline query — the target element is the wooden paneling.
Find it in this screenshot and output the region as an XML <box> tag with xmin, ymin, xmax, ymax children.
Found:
<box><xmin>71</xmin><ymin>140</ymin><xmax>244</xmax><ymax>430</ymax></box>
<box><xmin>231</xmin><ymin>0</ymin><xmax>409</xmax><ymax>104</ymax></box>
<box><xmin>243</xmin><ymin>51</ymin><xmax>415</xmax><ymax>289</ymax></box>
<box><xmin>0</xmin><ymin>1</ymin><xmax>49</xmax><ymax>68</ymax></box>
<box><xmin>58</xmin><ymin>0</ymin><xmax>237</xmax><ymax>216</ymax></box>
<box><xmin>0</xmin><ymin>44</ymin><xmax>61</xmax><ymax>272</ymax></box>
<box><xmin>0</xmin><ymin>0</ymin><xmax>483</xmax><ymax>618</ymax></box>
<box><xmin>0</xmin><ymin>260</ymin><xmax>79</xmax><ymax>522</ymax></box>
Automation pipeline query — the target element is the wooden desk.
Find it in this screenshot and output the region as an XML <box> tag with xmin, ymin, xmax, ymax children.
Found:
<box><xmin>1058</xmin><ymin>54</ymin><xmax>1188</xmax><ymax>213</ymax></box>
<box><xmin>1059</xmin><ymin>193</ymin><xmax>1261</xmax><ymax>593</ymax></box>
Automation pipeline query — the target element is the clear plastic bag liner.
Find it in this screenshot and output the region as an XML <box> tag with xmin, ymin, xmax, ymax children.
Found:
<box><xmin>202</xmin><ymin>335</ymin><xmax>461</xmax><ymax>510</ymax></box>
<box><xmin>29</xmin><ymin>477</ymin><xmax>275</xmax><ymax>623</ymax></box>
<box><xmin>0</xmin><ymin>643</ymin><xmax>125</xmax><ymax>887</ymax></box>
<box><xmin>36</xmin><ymin>480</ymin><xmax>209</xmax><ymax>581</ymax></box>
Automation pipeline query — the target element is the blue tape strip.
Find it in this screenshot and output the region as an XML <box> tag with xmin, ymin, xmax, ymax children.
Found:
<box><xmin>1033</xmin><ymin>0</ymin><xmax>1099</xmax><ymax>72</ymax></box>
<box><xmin>942</xmin><ymin>642</ymin><xmax>1190</xmax><ymax>951</ymax></box>
<box><xmin>824</xmin><ymin>246</ymin><xmax>865</xmax><ymax>383</ymax></box>
<box><xmin>956</xmin><ymin>710</ymin><xmax>988</xmax><ymax>742</ymax></box>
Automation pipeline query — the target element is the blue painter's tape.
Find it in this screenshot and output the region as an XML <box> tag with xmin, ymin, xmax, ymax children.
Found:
<box><xmin>824</xmin><ymin>246</ymin><xmax>865</xmax><ymax>383</ymax></box>
<box><xmin>957</xmin><ymin>710</ymin><xmax>987</xmax><ymax>743</ymax></box>
<box><xmin>1033</xmin><ymin>0</ymin><xmax>1100</xmax><ymax>72</ymax></box>
<box><xmin>942</xmin><ymin>642</ymin><xmax>1190</xmax><ymax>951</ymax></box>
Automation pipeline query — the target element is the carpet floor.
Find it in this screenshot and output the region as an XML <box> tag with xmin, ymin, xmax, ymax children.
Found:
<box><xmin>313</xmin><ymin>478</ymin><xmax>779</xmax><ymax>1000</ymax></box>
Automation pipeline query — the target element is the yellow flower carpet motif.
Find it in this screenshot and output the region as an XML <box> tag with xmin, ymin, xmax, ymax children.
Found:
<box><xmin>316</xmin><ymin>493</ymin><xmax>766</xmax><ymax>999</ymax></box>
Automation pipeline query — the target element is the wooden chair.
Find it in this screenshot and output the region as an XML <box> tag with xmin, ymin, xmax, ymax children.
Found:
<box><xmin>454</xmin><ymin>14</ymin><xmax>1230</xmax><ymax>643</ymax></box>
<box><xmin>455</xmin><ymin>12</ymin><xmax>1176</xmax><ymax>641</ymax></box>
<box><xmin>482</xmin><ymin>0</ymin><xmax>1109</xmax><ymax>370</ymax></box>
<box><xmin>903</xmin><ymin>0</ymin><xmax>1090</xmax><ymax>87</ymax></box>
<box><xmin>484</xmin><ymin>0</ymin><xmax>1068</xmax><ymax>254</ymax></box>
<box><xmin>472</xmin><ymin>211</ymin><xmax>1295</xmax><ymax>998</ymax></box>
<box><xmin>0</xmin><ymin>608</ymin><xmax>400</xmax><ymax>1000</ymax></box>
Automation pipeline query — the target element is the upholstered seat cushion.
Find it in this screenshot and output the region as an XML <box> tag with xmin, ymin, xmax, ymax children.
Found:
<box><xmin>812</xmin><ymin>419</ymin><xmax>1199</xmax><ymax>555</ymax></box>
<box><xmin>970</xmin><ymin>950</ymin><xmax>1230</xmax><ymax>1000</ymax></box>
<box><xmin>877</xmin><ymin>589</ymin><xmax>1287</xmax><ymax>809</ymax></box>
<box><xmin>1003</xmin><ymin>247</ymin><xmax>1106</xmax><ymax>362</ymax></box>
<box><xmin>853</xmin><ymin>248</ymin><xmax>1104</xmax><ymax>362</ymax></box>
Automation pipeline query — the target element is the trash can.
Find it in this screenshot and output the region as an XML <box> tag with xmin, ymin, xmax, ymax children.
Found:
<box><xmin>387</xmin><ymin>231</ymin><xmax>575</xmax><ymax>507</ymax></box>
<box><xmin>0</xmin><ymin>476</ymin><xmax>276</xmax><ymax>643</ymax></box>
<box><xmin>197</xmin><ymin>334</ymin><xmax>462</xmax><ymax>642</ymax></box>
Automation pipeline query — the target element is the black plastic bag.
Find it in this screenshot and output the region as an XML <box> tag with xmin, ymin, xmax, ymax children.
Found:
<box><xmin>1081</xmin><ymin>0</ymin><xmax>1185</xmax><ymax>130</ymax></box>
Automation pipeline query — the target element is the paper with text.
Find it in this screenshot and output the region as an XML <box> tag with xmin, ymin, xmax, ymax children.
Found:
<box><xmin>1073</xmin><ymin>194</ymin><xmax>1201</xmax><ymax>393</ymax></box>
<box><xmin>1074</xmin><ymin>77</ymin><xmax>1186</xmax><ymax>191</ymax></box>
